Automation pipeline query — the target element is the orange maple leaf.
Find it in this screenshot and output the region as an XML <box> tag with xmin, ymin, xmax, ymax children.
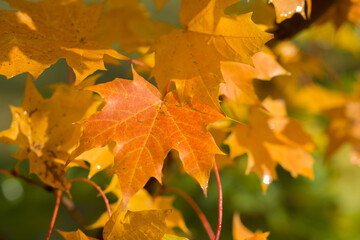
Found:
<box><xmin>225</xmin><ymin>98</ymin><xmax>315</xmax><ymax>191</ymax></box>
<box><xmin>0</xmin><ymin>0</ymin><xmax>127</xmax><ymax>83</ymax></box>
<box><xmin>70</xmin><ymin>68</ymin><xmax>224</xmax><ymax>204</ymax></box>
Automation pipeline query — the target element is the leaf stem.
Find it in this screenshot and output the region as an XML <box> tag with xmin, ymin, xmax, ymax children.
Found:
<box><xmin>213</xmin><ymin>160</ymin><xmax>223</xmax><ymax>240</ymax></box>
<box><xmin>126</xmin><ymin>58</ymin><xmax>152</xmax><ymax>70</ymax></box>
<box><xmin>46</xmin><ymin>190</ymin><xmax>62</xmax><ymax>240</ymax></box>
<box><xmin>162</xmin><ymin>80</ymin><xmax>172</xmax><ymax>100</ymax></box>
<box><xmin>164</xmin><ymin>186</ymin><xmax>215</xmax><ymax>240</ymax></box>
<box><xmin>67</xmin><ymin>177</ymin><xmax>111</xmax><ymax>218</ymax></box>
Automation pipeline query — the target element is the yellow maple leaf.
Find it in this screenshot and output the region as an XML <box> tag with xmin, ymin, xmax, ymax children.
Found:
<box><xmin>152</xmin><ymin>0</ymin><xmax>272</xmax><ymax>109</ymax></box>
<box><xmin>220</xmin><ymin>49</ymin><xmax>288</xmax><ymax>105</ymax></box>
<box><xmin>103</xmin><ymin>208</ymin><xmax>171</xmax><ymax>240</ymax></box>
<box><xmin>57</xmin><ymin>229</ymin><xmax>97</xmax><ymax>240</ymax></box>
<box><xmin>0</xmin><ymin>0</ymin><xmax>127</xmax><ymax>83</ymax></box>
<box><xmin>91</xmin><ymin>0</ymin><xmax>173</xmax><ymax>55</ymax></box>
<box><xmin>89</xmin><ymin>175</ymin><xmax>189</xmax><ymax>235</ymax></box>
<box><xmin>0</xmin><ymin>75</ymin><xmax>100</xmax><ymax>189</ymax></box>
<box><xmin>233</xmin><ymin>213</ymin><xmax>270</xmax><ymax>240</ymax></box>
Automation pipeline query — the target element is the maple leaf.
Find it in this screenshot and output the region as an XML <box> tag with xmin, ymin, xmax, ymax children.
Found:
<box><xmin>225</xmin><ymin>98</ymin><xmax>315</xmax><ymax>191</ymax></box>
<box><xmin>103</xmin><ymin>208</ymin><xmax>171</xmax><ymax>240</ymax></box>
<box><xmin>317</xmin><ymin>0</ymin><xmax>360</xmax><ymax>28</ymax></box>
<box><xmin>57</xmin><ymin>229</ymin><xmax>97</xmax><ymax>240</ymax></box>
<box><xmin>232</xmin><ymin>213</ymin><xmax>270</xmax><ymax>240</ymax></box>
<box><xmin>220</xmin><ymin>49</ymin><xmax>288</xmax><ymax>105</ymax></box>
<box><xmin>151</xmin><ymin>0</ymin><xmax>272</xmax><ymax>109</ymax></box>
<box><xmin>0</xmin><ymin>75</ymin><xmax>100</xmax><ymax>189</ymax></box>
<box><xmin>70</xmin><ymin>68</ymin><xmax>224</xmax><ymax>204</ymax></box>
<box><xmin>59</xmin><ymin>208</ymin><xmax>188</xmax><ymax>240</ymax></box>
<box><xmin>91</xmin><ymin>0</ymin><xmax>173</xmax><ymax>55</ymax></box>
<box><xmin>226</xmin><ymin>0</ymin><xmax>276</xmax><ymax>28</ymax></box>
<box><xmin>268</xmin><ymin>0</ymin><xmax>312</xmax><ymax>23</ymax></box>
<box><xmin>76</xmin><ymin>145</ymin><xmax>114</xmax><ymax>178</ymax></box>
<box><xmin>0</xmin><ymin>0</ymin><xmax>127</xmax><ymax>83</ymax></box>
<box><xmin>326</xmin><ymin>101</ymin><xmax>360</xmax><ymax>165</ymax></box>
<box><xmin>90</xmin><ymin>176</ymin><xmax>189</xmax><ymax>235</ymax></box>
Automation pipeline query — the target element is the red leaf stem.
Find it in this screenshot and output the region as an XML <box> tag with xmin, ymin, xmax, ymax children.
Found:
<box><xmin>213</xmin><ymin>160</ymin><xmax>223</xmax><ymax>240</ymax></box>
<box><xmin>127</xmin><ymin>58</ymin><xmax>152</xmax><ymax>70</ymax></box>
<box><xmin>162</xmin><ymin>80</ymin><xmax>172</xmax><ymax>100</ymax></box>
<box><xmin>68</xmin><ymin>177</ymin><xmax>111</xmax><ymax>218</ymax></box>
<box><xmin>164</xmin><ymin>186</ymin><xmax>215</xmax><ymax>240</ymax></box>
<box><xmin>46</xmin><ymin>190</ymin><xmax>62</xmax><ymax>240</ymax></box>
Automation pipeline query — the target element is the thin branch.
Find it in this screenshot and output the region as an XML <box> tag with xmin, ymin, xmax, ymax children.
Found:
<box><xmin>46</xmin><ymin>190</ymin><xmax>62</xmax><ymax>240</ymax></box>
<box><xmin>0</xmin><ymin>168</ymin><xmax>89</xmax><ymax>232</ymax></box>
<box><xmin>0</xmin><ymin>168</ymin><xmax>53</xmax><ymax>192</ymax></box>
<box><xmin>68</xmin><ymin>177</ymin><xmax>111</xmax><ymax>218</ymax></box>
<box><xmin>213</xmin><ymin>160</ymin><xmax>223</xmax><ymax>240</ymax></box>
<box><xmin>164</xmin><ymin>186</ymin><xmax>215</xmax><ymax>240</ymax></box>
<box><xmin>60</xmin><ymin>195</ymin><xmax>90</xmax><ymax>234</ymax></box>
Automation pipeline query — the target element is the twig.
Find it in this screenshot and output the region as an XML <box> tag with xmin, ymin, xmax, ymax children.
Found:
<box><xmin>163</xmin><ymin>186</ymin><xmax>215</xmax><ymax>240</ymax></box>
<box><xmin>213</xmin><ymin>160</ymin><xmax>223</xmax><ymax>240</ymax></box>
<box><xmin>60</xmin><ymin>195</ymin><xmax>90</xmax><ymax>234</ymax></box>
<box><xmin>0</xmin><ymin>169</ymin><xmax>53</xmax><ymax>192</ymax></box>
<box><xmin>68</xmin><ymin>177</ymin><xmax>111</xmax><ymax>218</ymax></box>
<box><xmin>0</xmin><ymin>168</ymin><xmax>89</xmax><ymax>232</ymax></box>
<box><xmin>46</xmin><ymin>190</ymin><xmax>62</xmax><ymax>240</ymax></box>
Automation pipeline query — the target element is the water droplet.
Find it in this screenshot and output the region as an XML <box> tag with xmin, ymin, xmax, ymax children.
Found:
<box><xmin>96</xmin><ymin>165</ymin><xmax>101</xmax><ymax>170</ymax></box>
<box><xmin>177</xmin><ymin>141</ymin><xmax>181</xmax><ymax>144</ymax></box>
<box><xmin>1</xmin><ymin>178</ymin><xmax>23</xmax><ymax>202</ymax></box>
<box><xmin>23</xmin><ymin>110</ymin><xmax>27</xmax><ymax>115</ymax></box>
<box><xmin>296</xmin><ymin>6</ymin><xmax>303</xmax><ymax>12</ymax></box>
<box><xmin>288</xmin><ymin>11</ymin><xmax>292</xmax><ymax>15</ymax></box>
<box><xmin>284</xmin><ymin>13</ymin><xmax>288</xmax><ymax>17</ymax></box>
<box><xmin>262</xmin><ymin>174</ymin><xmax>271</xmax><ymax>185</ymax></box>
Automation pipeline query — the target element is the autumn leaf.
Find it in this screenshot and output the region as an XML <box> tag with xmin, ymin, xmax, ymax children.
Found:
<box><xmin>220</xmin><ymin>49</ymin><xmax>288</xmax><ymax>105</ymax></box>
<box><xmin>91</xmin><ymin>0</ymin><xmax>173</xmax><ymax>55</ymax></box>
<box><xmin>0</xmin><ymin>75</ymin><xmax>100</xmax><ymax>189</ymax></box>
<box><xmin>232</xmin><ymin>213</ymin><xmax>270</xmax><ymax>240</ymax></box>
<box><xmin>90</xmin><ymin>176</ymin><xmax>189</xmax><ymax>235</ymax></box>
<box><xmin>76</xmin><ymin>145</ymin><xmax>114</xmax><ymax>179</ymax></box>
<box><xmin>225</xmin><ymin>98</ymin><xmax>315</xmax><ymax>191</ymax></box>
<box><xmin>60</xmin><ymin>208</ymin><xmax>188</xmax><ymax>240</ymax></box>
<box><xmin>269</xmin><ymin>0</ymin><xmax>311</xmax><ymax>23</ymax></box>
<box><xmin>317</xmin><ymin>0</ymin><xmax>360</xmax><ymax>28</ymax></box>
<box><xmin>103</xmin><ymin>208</ymin><xmax>171</xmax><ymax>240</ymax></box>
<box><xmin>57</xmin><ymin>229</ymin><xmax>97</xmax><ymax>240</ymax></box>
<box><xmin>151</xmin><ymin>0</ymin><xmax>272</xmax><ymax>109</ymax></box>
<box><xmin>326</xmin><ymin>101</ymin><xmax>360</xmax><ymax>165</ymax></box>
<box><xmin>0</xmin><ymin>0</ymin><xmax>127</xmax><ymax>83</ymax></box>
<box><xmin>70</xmin><ymin>68</ymin><xmax>224</xmax><ymax>204</ymax></box>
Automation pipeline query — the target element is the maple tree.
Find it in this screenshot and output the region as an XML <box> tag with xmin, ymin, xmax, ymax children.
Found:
<box><xmin>0</xmin><ymin>0</ymin><xmax>360</xmax><ymax>239</ymax></box>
